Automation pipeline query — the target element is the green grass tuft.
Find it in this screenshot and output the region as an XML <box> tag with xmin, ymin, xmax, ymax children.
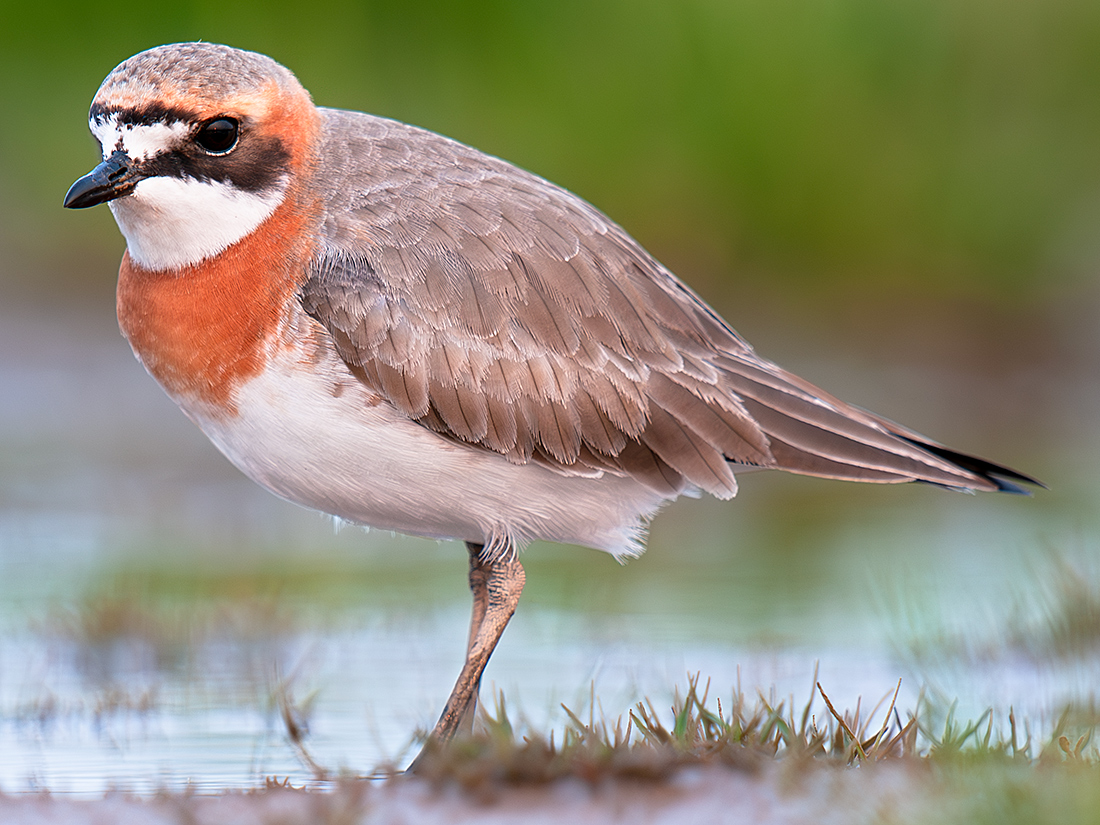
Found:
<box><xmin>373</xmin><ymin>670</ymin><xmax>1098</xmax><ymax>789</ymax></box>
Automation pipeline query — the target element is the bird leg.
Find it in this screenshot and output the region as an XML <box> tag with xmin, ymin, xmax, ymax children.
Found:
<box><xmin>407</xmin><ymin>540</ymin><xmax>525</xmax><ymax>771</ymax></box>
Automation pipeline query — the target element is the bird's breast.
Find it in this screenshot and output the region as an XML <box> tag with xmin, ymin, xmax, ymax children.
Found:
<box><xmin>116</xmin><ymin>195</ymin><xmax>317</xmax><ymax>416</ymax></box>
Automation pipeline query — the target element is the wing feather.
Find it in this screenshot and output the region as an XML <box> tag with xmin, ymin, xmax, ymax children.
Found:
<box><xmin>299</xmin><ymin>109</ymin><xmax>1035</xmax><ymax>497</ymax></box>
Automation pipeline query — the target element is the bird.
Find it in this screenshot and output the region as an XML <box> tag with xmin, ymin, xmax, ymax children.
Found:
<box><xmin>64</xmin><ymin>43</ymin><xmax>1039</xmax><ymax>769</ymax></box>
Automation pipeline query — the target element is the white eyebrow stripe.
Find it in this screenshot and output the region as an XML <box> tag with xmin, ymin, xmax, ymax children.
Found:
<box><xmin>90</xmin><ymin>114</ymin><xmax>192</xmax><ymax>162</ymax></box>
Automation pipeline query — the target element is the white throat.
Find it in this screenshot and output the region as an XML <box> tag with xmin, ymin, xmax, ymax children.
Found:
<box><xmin>109</xmin><ymin>176</ymin><xmax>287</xmax><ymax>270</ymax></box>
<box><xmin>90</xmin><ymin>114</ymin><xmax>288</xmax><ymax>271</ymax></box>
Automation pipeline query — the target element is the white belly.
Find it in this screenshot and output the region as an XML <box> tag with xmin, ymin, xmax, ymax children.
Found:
<box><xmin>179</xmin><ymin>338</ymin><xmax>676</xmax><ymax>560</ymax></box>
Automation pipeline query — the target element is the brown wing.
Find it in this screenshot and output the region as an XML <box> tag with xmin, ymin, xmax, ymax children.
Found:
<box><xmin>300</xmin><ymin>109</ymin><xmax>1038</xmax><ymax>497</ymax></box>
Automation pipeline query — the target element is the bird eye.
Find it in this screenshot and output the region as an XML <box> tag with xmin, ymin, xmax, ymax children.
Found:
<box><xmin>194</xmin><ymin>118</ymin><xmax>239</xmax><ymax>154</ymax></box>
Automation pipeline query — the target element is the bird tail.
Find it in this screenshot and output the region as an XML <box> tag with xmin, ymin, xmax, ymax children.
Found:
<box><xmin>714</xmin><ymin>353</ymin><xmax>1042</xmax><ymax>494</ymax></box>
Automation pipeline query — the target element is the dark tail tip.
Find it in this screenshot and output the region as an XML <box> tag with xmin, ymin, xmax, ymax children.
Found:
<box><xmin>896</xmin><ymin>436</ymin><xmax>1045</xmax><ymax>495</ymax></box>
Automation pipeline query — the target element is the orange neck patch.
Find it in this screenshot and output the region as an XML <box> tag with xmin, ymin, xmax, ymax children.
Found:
<box><xmin>115</xmin><ymin>86</ymin><xmax>322</xmax><ymax>416</ymax></box>
<box><xmin>116</xmin><ymin>190</ymin><xmax>318</xmax><ymax>415</ymax></box>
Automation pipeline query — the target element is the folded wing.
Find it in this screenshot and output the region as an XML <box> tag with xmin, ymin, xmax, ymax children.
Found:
<box><xmin>300</xmin><ymin>110</ymin><xmax>1039</xmax><ymax>498</ymax></box>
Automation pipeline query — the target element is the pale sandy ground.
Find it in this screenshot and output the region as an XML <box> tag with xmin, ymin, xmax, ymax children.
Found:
<box><xmin>0</xmin><ymin>764</ymin><xmax>927</xmax><ymax>825</ymax></box>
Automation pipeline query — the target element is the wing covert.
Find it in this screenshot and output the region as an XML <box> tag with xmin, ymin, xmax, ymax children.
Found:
<box><xmin>299</xmin><ymin>110</ymin><xmax>770</xmax><ymax>497</ymax></box>
<box><xmin>299</xmin><ymin>109</ymin><xmax>1013</xmax><ymax>499</ymax></box>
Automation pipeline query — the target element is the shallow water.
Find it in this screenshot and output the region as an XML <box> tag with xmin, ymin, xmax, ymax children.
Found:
<box><xmin>0</xmin><ymin>298</ymin><xmax>1095</xmax><ymax>795</ymax></box>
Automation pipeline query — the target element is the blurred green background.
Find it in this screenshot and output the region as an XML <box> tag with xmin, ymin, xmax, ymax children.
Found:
<box><xmin>4</xmin><ymin>0</ymin><xmax>1100</xmax><ymax>316</ymax></box>
<box><xmin>2</xmin><ymin>0</ymin><xmax>1097</xmax><ymax>637</ymax></box>
<box><xmin>1</xmin><ymin>0</ymin><xmax>1098</xmax><ymax>790</ymax></box>
<box><xmin>4</xmin><ymin>0</ymin><xmax>1096</xmax><ymax>630</ymax></box>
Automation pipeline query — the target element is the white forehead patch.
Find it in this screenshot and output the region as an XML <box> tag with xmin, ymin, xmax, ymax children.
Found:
<box><xmin>90</xmin><ymin>114</ymin><xmax>191</xmax><ymax>161</ymax></box>
<box><xmin>109</xmin><ymin>174</ymin><xmax>287</xmax><ymax>271</ymax></box>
